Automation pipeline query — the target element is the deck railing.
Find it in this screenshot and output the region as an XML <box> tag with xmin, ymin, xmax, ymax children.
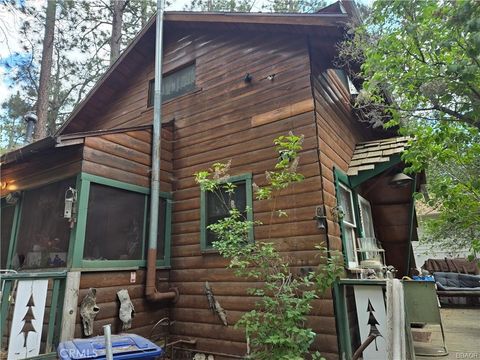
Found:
<box><xmin>1</xmin><ymin>270</ymin><xmax>67</xmax><ymax>359</ymax></box>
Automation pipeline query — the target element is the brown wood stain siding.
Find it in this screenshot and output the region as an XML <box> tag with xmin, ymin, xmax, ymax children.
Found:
<box><xmin>310</xmin><ymin>57</ymin><xmax>370</xmax><ymax>254</ymax></box>
<box><xmin>160</xmin><ymin>32</ymin><xmax>338</xmax><ymax>359</ymax></box>
<box><xmin>74</xmin><ymin>270</ymin><xmax>170</xmax><ymax>338</ymax></box>
<box><xmin>0</xmin><ymin>145</ymin><xmax>83</xmax><ymax>197</ymax></box>
<box><xmin>81</xmin><ymin>128</ymin><xmax>173</xmax><ymax>191</ymax></box>
<box><xmin>60</xmin><ymin>30</ymin><xmax>345</xmax><ymax>359</ymax></box>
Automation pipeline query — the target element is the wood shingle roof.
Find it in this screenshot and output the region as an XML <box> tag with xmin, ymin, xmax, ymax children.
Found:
<box><xmin>347</xmin><ymin>136</ymin><xmax>410</xmax><ymax>176</ymax></box>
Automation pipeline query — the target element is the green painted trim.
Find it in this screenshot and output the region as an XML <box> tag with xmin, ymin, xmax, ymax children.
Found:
<box><xmin>332</xmin><ymin>280</ymin><xmax>352</xmax><ymax>359</ymax></box>
<box><xmin>349</xmin><ymin>154</ymin><xmax>402</xmax><ymax>188</ymax></box>
<box><xmin>333</xmin><ymin>168</ymin><xmax>351</xmax><ymax>269</ymax></box>
<box><xmin>81</xmin><ymin>259</ymin><xmax>146</xmax><ymax>268</ymax></box>
<box><xmin>200</xmin><ymin>173</ymin><xmax>253</xmax><ymax>252</ymax></box>
<box><xmin>45</xmin><ymin>278</ymin><xmax>60</xmax><ymax>352</ymax></box>
<box><xmin>80</xmin><ymin>172</ymin><xmax>172</xmax><ymax>199</ymax></box>
<box><xmin>72</xmin><ymin>172</ymin><xmax>173</xmax><ymax>269</ymax></box>
<box><xmin>70</xmin><ymin>177</ymin><xmax>90</xmax><ymax>268</ymax></box>
<box><xmin>157</xmin><ymin>198</ymin><xmax>172</xmax><ymax>267</ymax></box>
<box><xmin>0</xmin><ymin>271</ymin><xmax>67</xmax><ymax>280</ymax></box>
<box><xmin>200</xmin><ymin>187</ymin><xmax>207</xmax><ymax>251</ymax></box>
<box><xmin>337</xmin><ymin>278</ymin><xmax>387</xmax><ymax>286</ymax></box>
<box><xmin>5</xmin><ymin>197</ymin><xmax>21</xmax><ymax>269</ymax></box>
<box><xmin>71</xmin><ymin>266</ymin><xmax>140</xmax><ymax>272</ymax></box>
<box><xmin>0</xmin><ymin>279</ymin><xmax>12</xmax><ymax>342</ymax></box>
<box><xmin>142</xmin><ymin>195</ymin><xmax>148</xmax><ymax>257</ymax></box>
<box><xmin>81</xmin><ymin>172</ymin><xmax>150</xmax><ymax>194</ymax></box>
<box><xmin>67</xmin><ymin>174</ymin><xmax>82</xmax><ymax>268</ymax></box>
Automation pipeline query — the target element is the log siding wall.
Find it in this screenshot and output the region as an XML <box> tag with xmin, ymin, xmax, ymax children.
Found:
<box><xmin>71</xmin><ymin>30</ymin><xmax>342</xmax><ymax>359</ymax></box>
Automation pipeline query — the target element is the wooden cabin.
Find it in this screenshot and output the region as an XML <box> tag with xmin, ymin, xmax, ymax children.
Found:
<box><xmin>1</xmin><ymin>4</ymin><xmax>422</xmax><ymax>359</ymax></box>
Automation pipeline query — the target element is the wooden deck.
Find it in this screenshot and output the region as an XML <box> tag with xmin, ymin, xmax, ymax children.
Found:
<box><xmin>415</xmin><ymin>308</ymin><xmax>480</xmax><ymax>360</ymax></box>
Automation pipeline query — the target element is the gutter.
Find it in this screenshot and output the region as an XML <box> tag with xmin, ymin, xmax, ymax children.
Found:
<box><xmin>146</xmin><ymin>0</ymin><xmax>178</xmax><ymax>303</ymax></box>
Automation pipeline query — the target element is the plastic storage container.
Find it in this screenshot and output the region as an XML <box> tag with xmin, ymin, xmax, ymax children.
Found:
<box><xmin>58</xmin><ymin>334</ymin><xmax>163</xmax><ymax>360</ymax></box>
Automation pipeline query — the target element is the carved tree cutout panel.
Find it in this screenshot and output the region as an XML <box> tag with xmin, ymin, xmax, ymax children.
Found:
<box><xmin>353</xmin><ymin>285</ymin><xmax>387</xmax><ymax>360</ymax></box>
<box><xmin>8</xmin><ymin>279</ymin><xmax>48</xmax><ymax>359</ymax></box>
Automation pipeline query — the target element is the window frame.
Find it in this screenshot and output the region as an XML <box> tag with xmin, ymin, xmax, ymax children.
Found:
<box><xmin>147</xmin><ymin>62</ymin><xmax>196</xmax><ymax>107</ymax></box>
<box><xmin>200</xmin><ymin>173</ymin><xmax>254</xmax><ymax>253</ymax></box>
<box><xmin>1</xmin><ymin>196</ymin><xmax>22</xmax><ymax>270</ymax></box>
<box><xmin>357</xmin><ymin>194</ymin><xmax>375</xmax><ymax>239</ymax></box>
<box><xmin>337</xmin><ymin>182</ymin><xmax>359</xmax><ymax>269</ymax></box>
<box><xmin>70</xmin><ymin>173</ymin><xmax>172</xmax><ymax>270</ymax></box>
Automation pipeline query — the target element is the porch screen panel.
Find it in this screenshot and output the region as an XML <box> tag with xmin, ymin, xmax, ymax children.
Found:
<box><xmin>84</xmin><ymin>183</ymin><xmax>145</xmax><ymax>261</ymax></box>
<box><xmin>1</xmin><ymin>202</ymin><xmax>15</xmax><ymax>268</ymax></box>
<box><xmin>15</xmin><ymin>178</ymin><xmax>75</xmax><ymax>269</ymax></box>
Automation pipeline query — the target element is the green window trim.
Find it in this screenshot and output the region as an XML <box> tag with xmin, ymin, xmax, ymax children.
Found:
<box><xmin>334</xmin><ymin>168</ymin><xmax>362</xmax><ymax>269</ymax></box>
<box><xmin>70</xmin><ymin>172</ymin><xmax>172</xmax><ymax>269</ymax></box>
<box><xmin>200</xmin><ymin>173</ymin><xmax>254</xmax><ymax>253</ymax></box>
<box><xmin>1</xmin><ymin>197</ymin><xmax>22</xmax><ymax>269</ymax></box>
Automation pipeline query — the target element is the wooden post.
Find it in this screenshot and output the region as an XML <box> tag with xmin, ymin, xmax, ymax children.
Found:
<box><xmin>60</xmin><ymin>271</ymin><xmax>81</xmax><ymax>341</ymax></box>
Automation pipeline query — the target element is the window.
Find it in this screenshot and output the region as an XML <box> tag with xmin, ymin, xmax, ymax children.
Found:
<box><xmin>338</xmin><ymin>183</ymin><xmax>358</xmax><ymax>269</ymax></box>
<box><xmin>147</xmin><ymin>63</ymin><xmax>196</xmax><ymax>106</ymax></box>
<box><xmin>201</xmin><ymin>174</ymin><xmax>253</xmax><ymax>251</ymax></box>
<box><xmin>358</xmin><ymin>195</ymin><xmax>375</xmax><ymax>239</ymax></box>
<box><xmin>1</xmin><ymin>199</ymin><xmax>16</xmax><ymax>268</ymax></box>
<box><xmin>83</xmin><ymin>183</ymin><xmax>146</xmax><ymax>261</ymax></box>
<box><xmin>14</xmin><ymin>178</ymin><xmax>76</xmax><ymax>269</ymax></box>
<box><xmin>73</xmin><ymin>173</ymin><xmax>172</xmax><ymax>269</ymax></box>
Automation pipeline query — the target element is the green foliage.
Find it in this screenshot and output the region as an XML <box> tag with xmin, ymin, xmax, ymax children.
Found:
<box><xmin>1</xmin><ymin>0</ymin><xmax>156</xmax><ymax>151</ymax></box>
<box><xmin>195</xmin><ymin>133</ymin><xmax>344</xmax><ymax>359</ymax></box>
<box><xmin>339</xmin><ymin>0</ymin><xmax>480</xmax><ymax>257</ymax></box>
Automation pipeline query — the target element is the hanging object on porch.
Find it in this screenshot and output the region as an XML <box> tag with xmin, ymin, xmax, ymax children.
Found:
<box><xmin>353</xmin><ymin>285</ymin><xmax>387</xmax><ymax>360</ymax></box>
<box><xmin>80</xmin><ymin>288</ymin><xmax>100</xmax><ymax>337</ymax></box>
<box><xmin>204</xmin><ymin>281</ymin><xmax>227</xmax><ymax>326</ymax></box>
<box><xmin>7</xmin><ymin>279</ymin><xmax>48</xmax><ymax>360</ymax></box>
<box><xmin>117</xmin><ymin>289</ymin><xmax>135</xmax><ymax>330</ymax></box>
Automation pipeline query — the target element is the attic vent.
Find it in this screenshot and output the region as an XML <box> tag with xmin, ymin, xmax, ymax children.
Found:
<box><xmin>148</xmin><ymin>63</ymin><xmax>196</xmax><ymax>107</ymax></box>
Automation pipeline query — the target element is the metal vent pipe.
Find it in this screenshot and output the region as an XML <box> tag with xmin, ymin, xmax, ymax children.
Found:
<box><xmin>146</xmin><ymin>0</ymin><xmax>178</xmax><ymax>303</ymax></box>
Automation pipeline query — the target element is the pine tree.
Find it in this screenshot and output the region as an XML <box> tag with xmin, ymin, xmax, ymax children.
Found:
<box><xmin>19</xmin><ymin>295</ymin><xmax>36</xmax><ymax>348</ymax></box>
<box><xmin>34</xmin><ymin>0</ymin><xmax>57</xmax><ymax>141</ymax></box>
<box><xmin>366</xmin><ymin>299</ymin><xmax>381</xmax><ymax>351</ymax></box>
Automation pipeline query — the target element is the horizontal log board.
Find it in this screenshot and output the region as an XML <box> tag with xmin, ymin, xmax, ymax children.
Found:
<box><xmin>81</xmin><ymin>129</ymin><xmax>173</xmax><ymax>190</ymax></box>
<box><xmin>74</xmin><ymin>270</ymin><xmax>170</xmax><ymax>339</ymax></box>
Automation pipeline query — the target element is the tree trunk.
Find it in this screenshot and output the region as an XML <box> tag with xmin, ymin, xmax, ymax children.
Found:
<box><xmin>34</xmin><ymin>0</ymin><xmax>56</xmax><ymax>141</ymax></box>
<box><xmin>110</xmin><ymin>0</ymin><xmax>126</xmax><ymax>65</ymax></box>
<box><xmin>141</xmin><ymin>0</ymin><xmax>148</xmax><ymax>28</ymax></box>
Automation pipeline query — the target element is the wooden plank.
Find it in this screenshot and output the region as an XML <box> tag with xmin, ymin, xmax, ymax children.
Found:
<box><xmin>60</xmin><ymin>272</ymin><xmax>80</xmax><ymax>342</ymax></box>
<box><xmin>251</xmin><ymin>99</ymin><xmax>314</xmax><ymax>127</ymax></box>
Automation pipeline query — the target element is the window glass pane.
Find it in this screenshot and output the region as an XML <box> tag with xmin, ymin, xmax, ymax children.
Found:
<box><xmin>344</xmin><ymin>225</ymin><xmax>358</xmax><ymax>268</ymax></box>
<box><xmin>359</xmin><ymin>197</ymin><xmax>375</xmax><ymax>238</ymax></box>
<box><xmin>14</xmin><ymin>178</ymin><xmax>75</xmax><ymax>269</ymax></box>
<box><xmin>338</xmin><ymin>185</ymin><xmax>355</xmax><ymax>225</ymax></box>
<box><xmin>206</xmin><ymin>182</ymin><xmax>246</xmax><ymax>248</ymax></box>
<box><xmin>1</xmin><ymin>202</ymin><xmax>15</xmax><ymax>268</ymax></box>
<box><xmin>84</xmin><ymin>184</ymin><xmax>145</xmax><ymax>261</ymax></box>
<box><xmin>148</xmin><ymin>64</ymin><xmax>195</xmax><ymax>106</ymax></box>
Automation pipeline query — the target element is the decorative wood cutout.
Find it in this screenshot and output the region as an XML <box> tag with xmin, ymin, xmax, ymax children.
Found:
<box><xmin>8</xmin><ymin>279</ymin><xmax>48</xmax><ymax>359</ymax></box>
<box><xmin>204</xmin><ymin>281</ymin><xmax>227</xmax><ymax>326</ymax></box>
<box><xmin>353</xmin><ymin>285</ymin><xmax>387</xmax><ymax>360</ymax></box>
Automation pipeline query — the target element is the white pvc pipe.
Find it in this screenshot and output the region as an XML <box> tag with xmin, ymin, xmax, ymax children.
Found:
<box><xmin>103</xmin><ymin>324</ymin><xmax>113</xmax><ymax>360</ymax></box>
